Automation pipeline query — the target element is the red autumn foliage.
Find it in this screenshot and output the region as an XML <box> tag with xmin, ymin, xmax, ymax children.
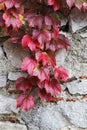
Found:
<box><xmin>0</xmin><ymin>0</ymin><xmax>87</xmax><ymax>111</ymax></box>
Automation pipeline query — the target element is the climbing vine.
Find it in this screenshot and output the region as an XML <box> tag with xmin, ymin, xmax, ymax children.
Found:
<box><xmin>0</xmin><ymin>0</ymin><xmax>87</xmax><ymax>111</ymax></box>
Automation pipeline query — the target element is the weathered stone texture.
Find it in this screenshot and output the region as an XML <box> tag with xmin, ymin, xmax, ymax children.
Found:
<box><xmin>4</xmin><ymin>41</ymin><xmax>29</xmax><ymax>68</ymax></box>
<box><xmin>0</xmin><ymin>122</ymin><xmax>27</xmax><ymax>130</ymax></box>
<box><xmin>0</xmin><ymin>57</ymin><xmax>13</xmax><ymax>75</ymax></box>
<box><xmin>0</xmin><ymin>75</ymin><xmax>7</xmax><ymax>87</ymax></box>
<box><xmin>66</xmin><ymin>79</ymin><xmax>87</xmax><ymax>95</ymax></box>
<box><xmin>70</xmin><ymin>8</ymin><xmax>87</xmax><ymax>33</ymax></box>
<box><xmin>56</xmin><ymin>49</ymin><xmax>67</xmax><ymax>66</ymax></box>
<box><xmin>8</xmin><ymin>72</ymin><xmax>27</xmax><ymax>81</ymax></box>
<box><xmin>59</xmin><ymin>101</ymin><xmax>87</xmax><ymax>128</ymax></box>
<box><xmin>60</xmin><ymin>126</ymin><xmax>87</xmax><ymax>130</ymax></box>
<box><xmin>0</xmin><ymin>47</ymin><xmax>4</xmax><ymax>58</ymax></box>
<box><xmin>23</xmin><ymin>104</ymin><xmax>69</xmax><ymax>130</ymax></box>
<box><xmin>23</xmin><ymin>101</ymin><xmax>87</xmax><ymax>130</ymax></box>
<box><xmin>0</xmin><ymin>95</ymin><xmax>19</xmax><ymax>114</ymax></box>
<box><xmin>79</xmin><ymin>29</ymin><xmax>87</xmax><ymax>38</ymax></box>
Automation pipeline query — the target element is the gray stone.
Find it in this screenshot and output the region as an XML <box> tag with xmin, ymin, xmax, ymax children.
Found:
<box><xmin>0</xmin><ymin>75</ymin><xmax>7</xmax><ymax>87</ymax></box>
<box><xmin>62</xmin><ymin>33</ymin><xmax>87</xmax><ymax>77</ymax></box>
<box><xmin>80</xmin><ymin>63</ymin><xmax>87</xmax><ymax>76</ymax></box>
<box><xmin>4</xmin><ymin>41</ymin><xmax>29</xmax><ymax>68</ymax></box>
<box><xmin>70</xmin><ymin>8</ymin><xmax>87</xmax><ymax>33</ymax></box>
<box><xmin>23</xmin><ymin>101</ymin><xmax>87</xmax><ymax>129</ymax></box>
<box><xmin>60</xmin><ymin>126</ymin><xmax>87</xmax><ymax>130</ymax></box>
<box><xmin>79</xmin><ymin>31</ymin><xmax>87</xmax><ymax>38</ymax></box>
<box><xmin>59</xmin><ymin>101</ymin><xmax>87</xmax><ymax>128</ymax></box>
<box><xmin>8</xmin><ymin>72</ymin><xmax>27</xmax><ymax>81</ymax></box>
<box><xmin>0</xmin><ymin>57</ymin><xmax>14</xmax><ymax>75</ymax></box>
<box><xmin>0</xmin><ymin>122</ymin><xmax>27</xmax><ymax>130</ymax></box>
<box><xmin>23</xmin><ymin>104</ymin><xmax>69</xmax><ymax>130</ymax></box>
<box><xmin>66</xmin><ymin>79</ymin><xmax>87</xmax><ymax>95</ymax></box>
<box><xmin>23</xmin><ymin>100</ymin><xmax>87</xmax><ymax>130</ymax></box>
<box><xmin>0</xmin><ymin>47</ymin><xmax>4</xmax><ymax>58</ymax></box>
<box><xmin>0</xmin><ymin>95</ymin><xmax>19</xmax><ymax>114</ymax></box>
<box><xmin>56</xmin><ymin>49</ymin><xmax>67</xmax><ymax>66</ymax></box>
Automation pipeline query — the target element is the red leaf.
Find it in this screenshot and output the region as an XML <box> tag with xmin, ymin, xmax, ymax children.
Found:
<box><xmin>5</xmin><ymin>0</ymin><xmax>14</xmax><ymax>9</ymax></box>
<box><xmin>44</xmin><ymin>79</ymin><xmax>61</xmax><ymax>96</ymax></box>
<box><xmin>21</xmin><ymin>57</ymin><xmax>37</xmax><ymax>75</ymax></box>
<box><xmin>38</xmin><ymin>89</ymin><xmax>52</xmax><ymax>102</ymax></box>
<box><xmin>53</xmin><ymin>27</ymin><xmax>59</xmax><ymax>39</ymax></box>
<box><xmin>32</xmin><ymin>30</ymin><xmax>40</xmax><ymax>39</ymax></box>
<box><xmin>16</xmin><ymin>95</ymin><xmax>34</xmax><ymax>111</ymax></box>
<box><xmin>33</xmin><ymin>67</ymin><xmax>49</xmax><ymax>82</ymax></box>
<box><xmin>4</xmin><ymin>0</ymin><xmax>20</xmax><ymax>9</ymax></box>
<box><xmin>3</xmin><ymin>10</ymin><xmax>22</xmax><ymax>30</ymax></box>
<box><xmin>66</xmin><ymin>0</ymin><xmax>75</xmax><ymax>9</ymax></box>
<box><xmin>15</xmin><ymin>77</ymin><xmax>32</xmax><ymax>92</ymax></box>
<box><xmin>38</xmin><ymin>79</ymin><xmax>61</xmax><ymax>96</ymax></box>
<box><xmin>38</xmin><ymin>81</ymin><xmax>45</xmax><ymax>89</ymax></box>
<box><xmin>53</xmin><ymin>1</ymin><xmax>61</xmax><ymax>11</ymax></box>
<box><xmin>75</xmin><ymin>1</ymin><xmax>82</xmax><ymax>10</ymax></box>
<box><xmin>57</xmin><ymin>34</ymin><xmax>70</xmax><ymax>51</ymax></box>
<box><xmin>16</xmin><ymin>94</ymin><xmax>25</xmax><ymax>108</ymax></box>
<box><xmin>48</xmin><ymin>51</ymin><xmax>56</xmax><ymax>67</ymax></box>
<box><xmin>48</xmin><ymin>0</ymin><xmax>61</xmax><ymax>11</ymax></box>
<box><xmin>54</xmin><ymin>66</ymin><xmax>68</xmax><ymax>82</ymax></box>
<box><xmin>38</xmin><ymin>68</ymin><xmax>49</xmax><ymax>82</ymax></box>
<box><xmin>35</xmin><ymin>51</ymin><xmax>50</xmax><ymax>66</ymax></box>
<box><xmin>46</xmin><ymin>41</ymin><xmax>56</xmax><ymax>52</ymax></box>
<box><xmin>38</xmin><ymin>30</ymin><xmax>51</xmax><ymax>45</ymax></box>
<box><xmin>22</xmin><ymin>35</ymin><xmax>30</xmax><ymax>47</ymax></box>
<box><xmin>26</xmin><ymin>14</ymin><xmax>43</xmax><ymax>29</ymax></box>
<box><xmin>29</xmin><ymin>76</ymin><xmax>39</xmax><ymax>86</ymax></box>
<box><xmin>0</xmin><ymin>0</ymin><xmax>4</xmax><ymax>3</ymax></box>
<box><xmin>48</xmin><ymin>0</ymin><xmax>54</xmax><ymax>5</ymax></box>
<box><xmin>25</xmin><ymin>12</ymin><xmax>35</xmax><ymax>24</ymax></box>
<box><xmin>34</xmin><ymin>15</ymin><xmax>43</xmax><ymax>29</ymax></box>
<box><xmin>45</xmin><ymin>16</ymin><xmax>53</xmax><ymax>26</ymax></box>
<box><xmin>21</xmin><ymin>57</ymin><xmax>30</xmax><ymax>71</ymax></box>
<box><xmin>22</xmin><ymin>35</ymin><xmax>38</xmax><ymax>51</ymax></box>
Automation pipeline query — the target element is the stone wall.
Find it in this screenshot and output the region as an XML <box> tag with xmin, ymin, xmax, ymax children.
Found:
<box><xmin>0</xmin><ymin>8</ymin><xmax>87</xmax><ymax>130</ymax></box>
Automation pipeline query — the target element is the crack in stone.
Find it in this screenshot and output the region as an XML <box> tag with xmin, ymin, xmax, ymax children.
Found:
<box><xmin>1</xmin><ymin>45</ymin><xmax>8</xmax><ymax>59</ymax></box>
<box><xmin>22</xmin><ymin>118</ymin><xmax>29</xmax><ymax>130</ymax></box>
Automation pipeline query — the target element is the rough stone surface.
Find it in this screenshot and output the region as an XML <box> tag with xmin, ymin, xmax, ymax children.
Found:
<box><xmin>0</xmin><ymin>122</ymin><xmax>27</xmax><ymax>130</ymax></box>
<box><xmin>4</xmin><ymin>41</ymin><xmax>29</xmax><ymax>68</ymax></box>
<box><xmin>0</xmin><ymin>58</ymin><xmax>13</xmax><ymax>75</ymax></box>
<box><xmin>59</xmin><ymin>101</ymin><xmax>87</xmax><ymax>128</ymax></box>
<box><xmin>79</xmin><ymin>29</ymin><xmax>87</xmax><ymax>38</ymax></box>
<box><xmin>66</xmin><ymin>79</ymin><xmax>87</xmax><ymax>95</ymax></box>
<box><xmin>23</xmin><ymin>104</ymin><xmax>69</xmax><ymax>130</ymax></box>
<box><xmin>56</xmin><ymin>49</ymin><xmax>67</xmax><ymax>66</ymax></box>
<box><xmin>60</xmin><ymin>126</ymin><xmax>87</xmax><ymax>130</ymax></box>
<box><xmin>23</xmin><ymin>101</ymin><xmax>87</xmax><ymax>129</ymax></box>
<box><xmin>0</xmin><ymin>47</ymin><xmax>4</xmax><ymax>58</ymax></box>
<box><xmin>0</xmin><ymin>75</ymin><xmax>7</xmax><ymax>87</ymax></box>
<box><xmin>0</xmin><ymin>95</ymin><xmax>19</xmax><ymax>114</ymax></box>
<box><xmin>8</xmin><ymin>72</ymin><xmax>27</xmax><ymax>81</ymax></box>
<box><xmin>70</xmin><ymin>8</ymin><xmax>87</xmax><ymax>33</ymax></box>
<box><xmin>62</xmin><ymin>33</ymin><xmax>87</xmax><ymax>77</ymax></box>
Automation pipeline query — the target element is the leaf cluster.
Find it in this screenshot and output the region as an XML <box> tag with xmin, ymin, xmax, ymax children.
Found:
<box><xmin>0</xmin><ymin>0</ymin><xmax>86</xmax><ymax>111</ymax></box>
